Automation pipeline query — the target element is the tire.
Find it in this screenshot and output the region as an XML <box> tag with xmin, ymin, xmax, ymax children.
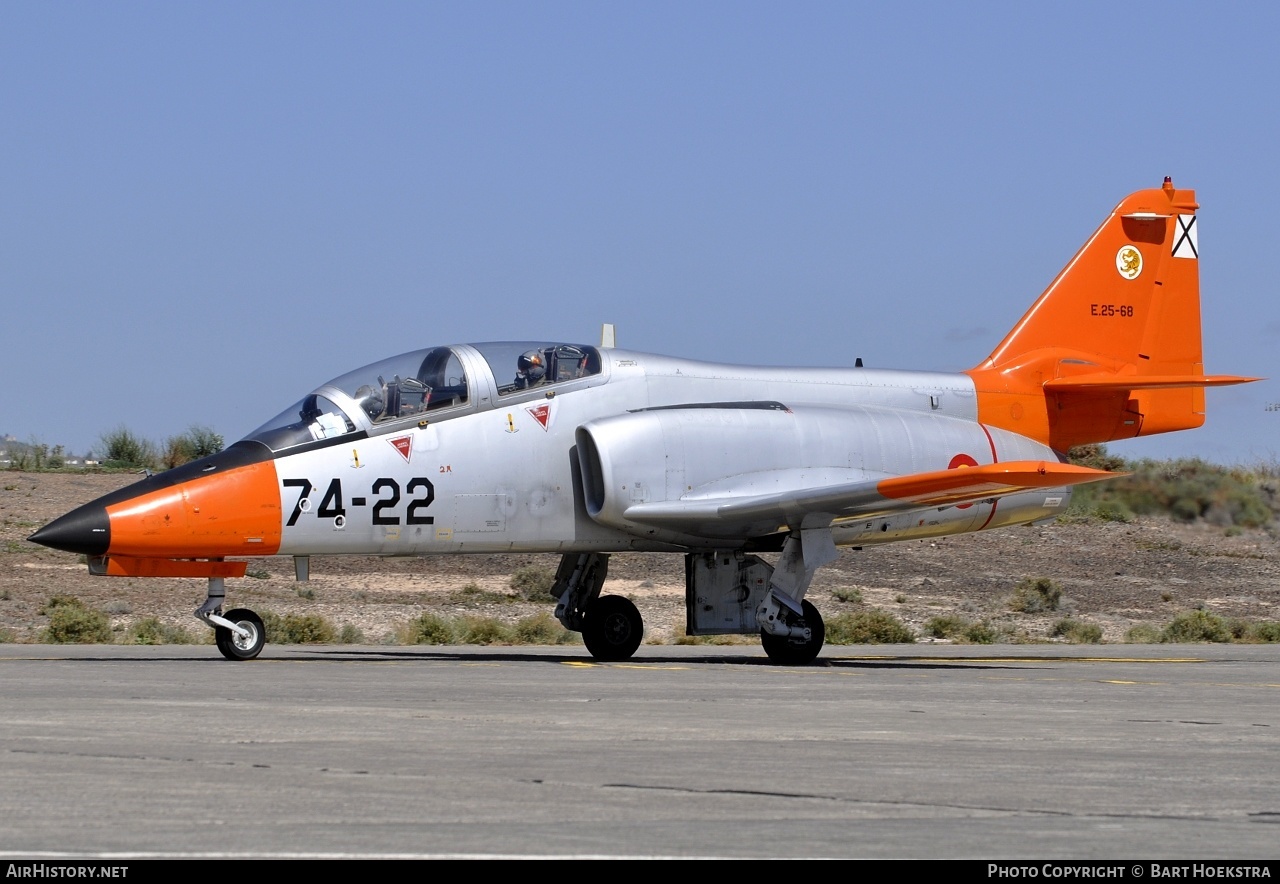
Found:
<box><xmin>582</xmin><ymin>595</ymin><xmax>644</xmax><ymax>661</ymax></box>
<box><xmin>215</xmin><ymin>608</ymin><xmax>266</xmax><ymax>661</ymax></box>
<box><xmin>760</xmin><ymin>600</ymin><xmax>825</xmax><ymax>665</ymax></box>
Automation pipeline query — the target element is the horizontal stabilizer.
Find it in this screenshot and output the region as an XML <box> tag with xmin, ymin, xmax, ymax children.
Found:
<box><xmin>1043</xmin><ymin>374</ymin><xmax>1261</xmax><ymax>392</ymax></box>
<box><xmin>624</xmin><ymin>460</ymin><xmax>1119</xmax><ymax>536</ymax></box>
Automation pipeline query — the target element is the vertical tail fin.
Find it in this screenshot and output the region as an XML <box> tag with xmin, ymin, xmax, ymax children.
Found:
<box><xmin>966</xmin><ymin>179</ymin><xmax>1256</xmax><ymax>451</ymax></box>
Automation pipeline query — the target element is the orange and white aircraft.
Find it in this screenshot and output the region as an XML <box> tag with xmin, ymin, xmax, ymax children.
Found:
<box><xmin>31</xmin><ymin>179</ymin><xmax>1256</xmax><ymax>663</ymax></box>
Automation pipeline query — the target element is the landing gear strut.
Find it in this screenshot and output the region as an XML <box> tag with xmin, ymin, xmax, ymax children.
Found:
<box><xmin>754</xmin><ymin>530</ymin><xmax>833</xmax><ymax>665</ymax></box>
<box><xmin>196</xmin><ymin>577</ymin><xmax>267</xmax><ymax>661</ymax></box>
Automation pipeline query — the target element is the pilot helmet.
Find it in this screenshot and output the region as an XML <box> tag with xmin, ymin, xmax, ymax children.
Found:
<box><xmin>353</xmin><ymin>384</ymin><xmax>385</xmax><ymax>420</ymax></box>
<box><xmin>518</xmin><ymin>350</ymin><xmax>546</xmax><ymax>384</ymax></box>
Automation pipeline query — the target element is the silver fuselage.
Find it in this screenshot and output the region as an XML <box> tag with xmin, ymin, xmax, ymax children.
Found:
<box><xmin>273</xmin><ymin>346</ymin><xmax>1065</xmax><ymax>556</ymax></box>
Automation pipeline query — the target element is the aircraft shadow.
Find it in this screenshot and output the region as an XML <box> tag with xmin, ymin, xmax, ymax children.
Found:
<box><xmin>306</xmin><ymin>646</ymin><xmax>1040</xmax><ymax>670</ymax></box>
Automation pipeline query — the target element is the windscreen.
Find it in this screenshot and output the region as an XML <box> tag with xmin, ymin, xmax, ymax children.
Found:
<box><xmin>244</xmin><ymin>346</ymin><xmax>470</xmax><ymax>451</ymax></box>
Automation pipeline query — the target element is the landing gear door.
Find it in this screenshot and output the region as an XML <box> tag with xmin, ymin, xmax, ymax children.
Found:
<box><xmin>685</xmin><ymin>552</ymin><xmax>773</xmax><ymax>635</ymax></box>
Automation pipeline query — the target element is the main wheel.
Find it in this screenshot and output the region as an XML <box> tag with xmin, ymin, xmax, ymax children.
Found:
<box><xmin>582</xmin><ymin>595</ymin><xmax>644</xmax><ymax>661</ymax></box>
<box><xmin>760</xmin><ymin>600</ymin><xmax>825</xmax><ymax>665</ymax></box>
<box><xmin>215</xmin><ymin>608</ymin><xmax>266</xmax><ymax>661</ymax></box>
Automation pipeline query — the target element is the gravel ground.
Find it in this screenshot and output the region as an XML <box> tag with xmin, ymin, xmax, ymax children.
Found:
<box><xmin>3</xmin><ymin>471</ymin><xmax>1278</xmax><ymax>647</ymax></box>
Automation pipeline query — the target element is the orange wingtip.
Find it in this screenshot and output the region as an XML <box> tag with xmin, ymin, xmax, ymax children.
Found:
<box><xmin>1044</xmin><ymin>374</ymin><xmax>1262</xmax><ymax>391</ymax></box>
<box><xmin>877</xmin><ymin>461</ymin><xmax>1120</xmax><ymax>506</ymax></box>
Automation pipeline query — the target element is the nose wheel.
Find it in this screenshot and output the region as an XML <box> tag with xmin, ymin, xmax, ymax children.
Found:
<box><xmin>196</xmin><ymin>577</ymin><xmax>268</xmax><ymax>661</ymax></box>
<box><xmin>214</xmin><ymin>608</ymin><xmax>266</xmax><ymax>660</ymax></box>
<box><xmin>582</xmin><ymin>595</ymin><xmax>644</xmax><ymax>661</ymax></box>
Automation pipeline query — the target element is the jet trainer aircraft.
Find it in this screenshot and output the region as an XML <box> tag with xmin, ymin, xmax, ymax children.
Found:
<box><xmin>31</xmin><ymin>179</ymin><xmax>1256</xmax><ymax>663</ymax></box>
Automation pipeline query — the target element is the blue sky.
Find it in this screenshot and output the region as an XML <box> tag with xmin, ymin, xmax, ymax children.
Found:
<box><xmin>1</xmin><ymin>2</ymin><xmax>1275</xmax><ymax>464</ymax></box>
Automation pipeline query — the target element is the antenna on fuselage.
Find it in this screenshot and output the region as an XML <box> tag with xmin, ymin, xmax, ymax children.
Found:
<box><xmin>600</xmin><ymin>323</ymin><xmax>616</xmax><ymax>348</ymax></box>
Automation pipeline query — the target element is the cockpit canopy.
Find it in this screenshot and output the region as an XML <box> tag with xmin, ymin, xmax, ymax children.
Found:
<box><xmin>473</xmin><ymin>341</ymin><xmax>600</xmax><ymax>395</ymax></box>
<box><xmin>246</xmin><ymin>342</ymin><xmax>602</xmax><ymax>452</ymax></box>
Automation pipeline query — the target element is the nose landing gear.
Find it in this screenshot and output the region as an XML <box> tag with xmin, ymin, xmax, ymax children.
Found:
<box><xmin>196</xmin><ymin>577</ymin><xmax>268</xmax><ymax>661</ymax></box>
<box><xmin>213</xmin><ymin>608</ymin><xmax>267</xmax><ymax>660</ymax></box>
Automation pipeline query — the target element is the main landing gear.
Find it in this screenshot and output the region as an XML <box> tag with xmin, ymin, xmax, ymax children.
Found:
<box><xmin>753</xmin><ymin>531</ymin><xmax>833</xmax><ymax>665</ymax></box>
<box><xmin>554</xmin><ymin>546</ymin><xmax>831</xmax><ymax>665</ymax></box>
<box><xmin>759</xmin><ymin>599</ymin><xmax>825</xmax><ymax>666</ymax></box>
<box><xmin>196</xmin><ymin>577</ymin><xmax>267</xmax><ymax>661</ymax></box>
<box><xmin>554</xmin><ymin>553</ymin><xmax>647</xmax><ymax>661</ymax></box>
<box><xmin>581</xmin><ymin>594</ymin><xmax>644</xmax><ymax>661</ymax></box>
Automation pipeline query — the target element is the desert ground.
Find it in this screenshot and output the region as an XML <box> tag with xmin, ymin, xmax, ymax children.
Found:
<box><xmin>2</xmin><ymin>471</ymin><xmax>1278</xmax><ymax>647</ymax></box>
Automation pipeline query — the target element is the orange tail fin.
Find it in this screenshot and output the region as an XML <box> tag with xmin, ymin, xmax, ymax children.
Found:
<box><xmin>965</xmin><ymin>178</ymin><xmax>1257</xmax><ymax>452</ymax></box>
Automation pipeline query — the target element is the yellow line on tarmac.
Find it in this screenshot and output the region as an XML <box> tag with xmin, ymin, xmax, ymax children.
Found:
<box><xmin>831</xmin><ymin>655</ymin><xmax>1208</xmax><ymax>664</ymax></box>
<box><xmin>559</xmin><ymin>661</ymin><xmax>690</xmax><ymax>670</ymax></box>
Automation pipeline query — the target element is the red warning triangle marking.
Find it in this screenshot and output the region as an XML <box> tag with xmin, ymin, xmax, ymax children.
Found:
<box><xmin>388</xmin><ymin>435</ymin><xmax>413</xmax><ymax>462</ymax></box>
<box><xmin>525</xmin><ymin>403</ymin><xmax>551</xmax><ymax>430</ymax></box>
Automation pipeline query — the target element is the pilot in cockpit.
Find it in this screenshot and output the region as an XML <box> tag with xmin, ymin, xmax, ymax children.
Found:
<box><xmin>353</xmin><ymin>384</ymin><xmax>386</xmax><ymax>421</ymax></box>
<box><xmin>514</xmin><ymin>349</ymin><xmax>547</xmax><ymax>390</ymax></box>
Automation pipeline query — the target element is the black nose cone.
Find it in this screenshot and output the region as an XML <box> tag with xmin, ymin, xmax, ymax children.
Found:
<box><xmin>28</xmin><ymin>503</ymin><xmax>110</xmax><ymax>556</ymax></box>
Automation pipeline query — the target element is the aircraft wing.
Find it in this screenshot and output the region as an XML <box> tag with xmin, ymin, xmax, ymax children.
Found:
<box><xmin>622</xmin><ymin>460</ymin><xmax>1118</xmax><ymax>537</ymax></box>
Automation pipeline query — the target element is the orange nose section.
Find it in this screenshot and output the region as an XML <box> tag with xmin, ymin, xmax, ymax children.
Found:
<box><xmin>105</xmin><ymin>460</ymin><xmax>283</xmax><ymax>557</ymax></box>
